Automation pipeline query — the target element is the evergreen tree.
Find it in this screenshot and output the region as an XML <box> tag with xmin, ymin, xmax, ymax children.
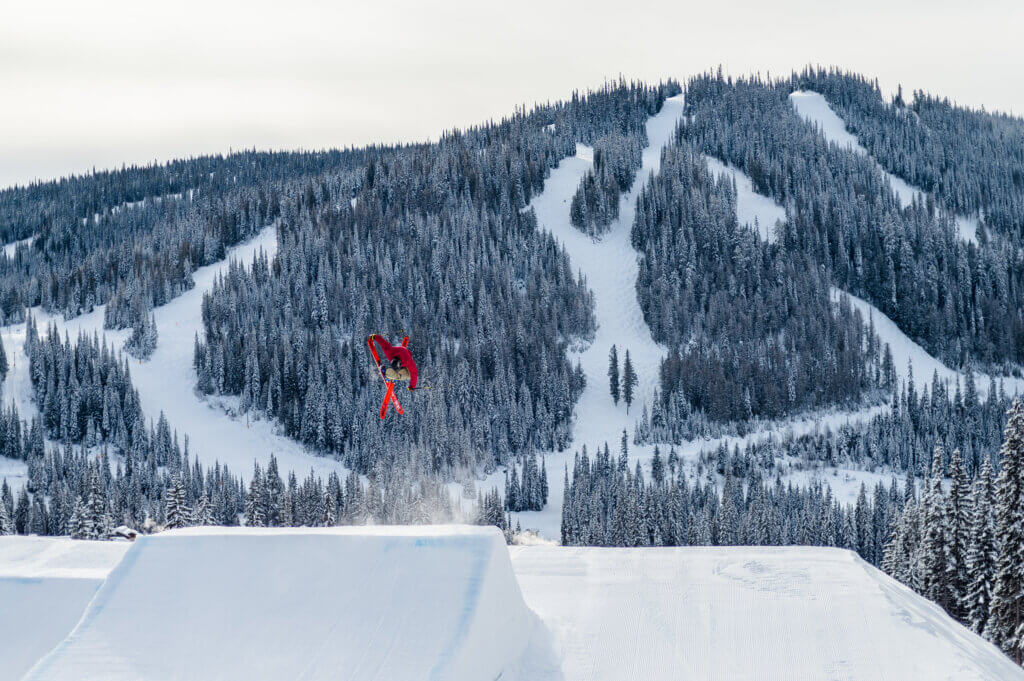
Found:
<box><xmin>944</xmin><ymin>449</ymin><xmax>971</xmax><ymax>621</ymax></box>
<box><xmin>0</xmin><ymin>493</ymin><xmax>12</xmax><ymax>535</ymax></box>
<box><xmin>986</xmin><ymin>399</ymin><xmax>1024</xmax><ymax>661</ymax></box>
<box><xmin>608</xmin><ymin>345</ymin><xmax>620</xmax><ymax>405</ymax></box>
<box><xmin>966</xmin><ymin>458</ymin><xmax>997</xmax><ymax>636</ymax></box>
<box><xmin>164</xmin><ymin>475</ymin><xmax>191</xmax><ymax>529</ymax></box>
<box><xmin>622</xmin><ymin>350</ymin><xmax>637</xmax><ymax>413</ymax></box>
<box><xmin>921</xmin><ymin>446</ymin><xmax>950</xmax><ymax>610</ymax></box>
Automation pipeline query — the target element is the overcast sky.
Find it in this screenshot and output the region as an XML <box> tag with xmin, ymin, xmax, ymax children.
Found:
<box><xmin>2</xmin><ymin>0</ymin><xmax>1022</xmax><ymax>189</ymax></box>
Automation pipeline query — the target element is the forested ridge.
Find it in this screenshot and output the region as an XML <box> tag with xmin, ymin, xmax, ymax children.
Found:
<box><xmin>194</xmin><ymin>80</ymin><xmax>679</xmax><ymax>476</ymax></box>
<box><xmin>681</xmin><ymin>70</ymin><xmax>1024</xmax><ymax>372</ymax></box>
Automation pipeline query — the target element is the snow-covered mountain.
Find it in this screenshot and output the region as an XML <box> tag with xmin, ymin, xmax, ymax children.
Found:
<box><xmin>4</xmin><ymin>69</ymin><xmax>1024</xmax><ymax>677</ymax></box>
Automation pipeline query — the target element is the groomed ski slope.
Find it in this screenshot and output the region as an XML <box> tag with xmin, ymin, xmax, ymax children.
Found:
<box><xmin>497</xmin><ymin>95</ymin><xmax>683</xmax><ymax>537</ymax></box>
<box><xmin>789</xmin><ymin>90</ymin><xmax>980</xmax><ymax>244</ymax></box>
<box><xmin>510</xmin><ymin>545</ymin><xmax>1023</xmax><ymax>681</ymax></box>
<box><xmin>0</xmin><ymin>226</ymin><xmax>348</xmax><ymax>486</ymax></box>
<box><xmin>24</xmin><ymin>526</ymin><xmax>556</xmax><ymax>681</ymax></box>
<box><xmin>0</xmin><ymin>537</ymin><xmax>129</xmax><ymax>681</ymax></box>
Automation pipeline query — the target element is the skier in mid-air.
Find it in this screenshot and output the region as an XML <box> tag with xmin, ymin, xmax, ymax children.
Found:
<box><xmin>368</xmin><ymin>334</ymin><xmax>419</xmax><ymax>390</ymax></box>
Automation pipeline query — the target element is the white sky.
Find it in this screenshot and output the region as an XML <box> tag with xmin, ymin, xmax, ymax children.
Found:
<box><xmin>2</xmin><ymin>0</ymin><xmax>1022</xmax><ymax>189</ymax></box>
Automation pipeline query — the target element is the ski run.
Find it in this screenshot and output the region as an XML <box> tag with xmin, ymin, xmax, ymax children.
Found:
<box><xmin>789</xmin><ymin>90</ymin><xmax>981</xmax><ymax>244</ymax></box>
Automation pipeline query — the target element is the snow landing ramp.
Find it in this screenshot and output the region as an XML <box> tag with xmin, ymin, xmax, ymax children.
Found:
<box><xmin>26</xmin><ymin>526</ymin><xmax>548</xmax><ymax>681</ymax></box>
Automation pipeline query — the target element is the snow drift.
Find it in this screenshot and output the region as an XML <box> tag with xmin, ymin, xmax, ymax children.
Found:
<box><xmin>25</xmin><ymin>526</ymin><xmax>550</xmax><ymax>681</ymax></box>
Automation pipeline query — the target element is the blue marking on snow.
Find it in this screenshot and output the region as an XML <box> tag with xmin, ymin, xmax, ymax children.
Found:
<box><xmin>424</xmin><ymin>535</ymin><xmax>493</xmax><ymax>681</ymax></box>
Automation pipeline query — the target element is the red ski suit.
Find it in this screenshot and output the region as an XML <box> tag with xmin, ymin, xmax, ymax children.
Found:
<box><xmin>369</xmin><ymin>335</ymin><xmax>418</xmax><ymax>389</ymax></box>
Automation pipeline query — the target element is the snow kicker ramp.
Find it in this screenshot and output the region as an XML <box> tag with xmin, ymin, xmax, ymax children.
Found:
<box><xmin>26</xmin><ymin>526</ymin><xmax>545</xmax><ymax>681</ymax></box>
<box><xmin>510</xmin><ymin>545</ymin><xmax>1024</xmax><ymax>681</ymax></box>
<box><xmin>0</xmin><ymin>537</ymin><xmax>129</xmax><ymax>681</ymax></box>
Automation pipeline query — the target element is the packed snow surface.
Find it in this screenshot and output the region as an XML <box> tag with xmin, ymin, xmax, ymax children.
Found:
<box><xmin>0</xmin><ymin>537</ymin><xmax>129</xmax><ymax>681</ymax></box>
<box><xmin>789</xmin><ymin>91</ymin><xmax>978</xmax><ymax>243</ymax></box>
<box><xmin>704</xmin><ymin>155</ymin><xmax>787</xmax><ymax>242</ymax></box>
<box><xmin>24</xmin><ymin>526</ymin><xmax>552</xmax><ymax>681</ymax></box>
<box><xmin>510</xmin><ymin>545</ymin><xmax>1024</xmax><ymax>681</ymax></box>
<box><xmin>506</xmin><ymin>95</ymin><xmax>684</xmax><ymax>537</ymax></box>
<box><xmin>8</xmin><ymin>535</ymin><xmax>1020</xmax><ymax>681</ymax></box>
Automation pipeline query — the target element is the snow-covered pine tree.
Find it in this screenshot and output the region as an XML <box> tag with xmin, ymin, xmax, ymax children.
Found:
<box><xmin>193</xmin><ymin>492</ymin><xmax>214</xmax><ymax>526</ymax></box>
<box><xmin>0</xmin><ymin>494</ymin><xmax>13</xmax><ymax>535</ymax></box>
<box><xmin>68</xmin><ymin>497</ymin><xmax>89</xmax><ymax>540</ymax></box>
<box><xmin>85</xmin><ymin>468</ymin><xmax>112</xmax><ymax>540</ymax></box>
<box><xmin>986</xmin><ymin>398</ymin><xmax>1024</xmax><ymax>661</ymax></box>
<box><xmin>321</xmin><ymin>491</ymin><xmax>336</xmax><ymax>527</ymax></box>
<box><xmin>164</xmin><ymin>474</ymin><xmax>192</xmax><ymax>529</ymax></box>
<box><xmin>965</xmin><ymin>457</ymin><xmax>997</xmax><ymax>636</ymax></box>
<box><xmin>622</xmin><ymin>350</ymin><xmax>637</xmax><ymax>413</ymax></box>
<box><xmin>944</xmin><ymin>448</ymin><xmax>970</xmax><ymax>622</ymax></box>
<box><xmin>921</xmin><ymin>446</ymin><xmax>950</xmax><ymax>610</ymax></box>
<box><xmin>0</xmin><ymin>337</ymin><xmax>8</xmax><ymax>382</ymax></box>
<box><xmin>245</xmin><ymin>464</ymin><xmax>267</xmax><ymax>527</ymax></box>
<box><xmin>124</xmin><ymin>294</ymin><xmax>158</xmax><ymax>360</ymax></box>
<box><xmin>608</xmin><ymin>345</ymin><xmax>620</xmax><ymax>405</ymax></box>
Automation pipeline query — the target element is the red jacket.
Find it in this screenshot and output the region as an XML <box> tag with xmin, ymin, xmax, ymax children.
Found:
<box><xmin>369</xmin><ymin>335</ymin><xmax>418</xmax><ymax>389</ymax></box>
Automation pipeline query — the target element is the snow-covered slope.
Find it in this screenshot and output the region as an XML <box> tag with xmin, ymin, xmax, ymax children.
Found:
<box><xmin>24</xmin><ymin>526</ymin><xmax>554</xmax><ymax>681</ymax></box>
<box><xmin>704</xmin><ymin>155</ymin><xmax>787</xmax><ymax>242</ymax></box>
<box><xmin>494</xmin><ymin>96</ymin><xmax>892</xmax><ymax>536</ymax></box>
<box><xmin>0</xmin><ymin>537</ymin><xmax>129</xmax><ymax>681</ymax></box>
<box><xmin>0</xmin><ymin>226</ymin><xmax>348</xmax><ymax>485</ymax></box>
<box><xmin>789</xmin><ymin>90</ymin><xmax>979</xmax><ymax>243</ymax></box>
<box><xmin>510</xmin><ymin>545</ymin><xmax>1024</xmax><ymax>681</ymax></box>
<box><xmin>498</xmin><ymin>95</ymin><xmax>684</xmax><ymax>537</ymax></box>
<box><xmin>833</xmin><ymin>288</ymin><xmax>1024</xmax><ymax>395</ymax></box>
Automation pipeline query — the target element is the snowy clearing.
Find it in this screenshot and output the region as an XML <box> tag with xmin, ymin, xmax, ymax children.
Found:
<box><xmin>704</xmin><ymin>155</ymin><xmax>787</xmax><ymax>242</ymax></box>
<box><xmin>510</xmin><ymin>545</ymin><xmax>1022</xmax><ymax>681</ymax></box>
<box><xmin>0</xmin><ymin>537</ymin><xmax>129</xmax><ymax>681</ymax></box>
<box><xmin>23</xmin><ymin>526</ymin><xmax>554</xmax><ymax>681</ymax></box>
<box><xmin>789</xmin><ymin>91</ymin><xmax>978</xmax><ymax>243</ymax></box>
<box><xmin>0</xmin><ymin>226</ymin><xmax>348</xmax><ymax>485</ymax></box>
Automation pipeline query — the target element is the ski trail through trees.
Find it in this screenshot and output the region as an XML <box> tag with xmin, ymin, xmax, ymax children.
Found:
<box><xmin>502</xmin><ymin>97</ymin><xmax>898</xmax><ymax>538</ymax></box>
<box><xmin>496</xmin><ymin>97</ymin><xmax>887</xmax><ymax>537</ymax></box>
<box><xmin>790</xmin><ymin>90</ymin><xmax>980</xmax><ymax>243</ymax></box>
<box><xmin>495</xmin><ymin>96</ymin><xmax>684</xmax><ymax>538</ymax></box>
<box><xmin>0</xmin><ymin>226</ymin><xmax>349</xmax><ymax>486</ymax></box>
